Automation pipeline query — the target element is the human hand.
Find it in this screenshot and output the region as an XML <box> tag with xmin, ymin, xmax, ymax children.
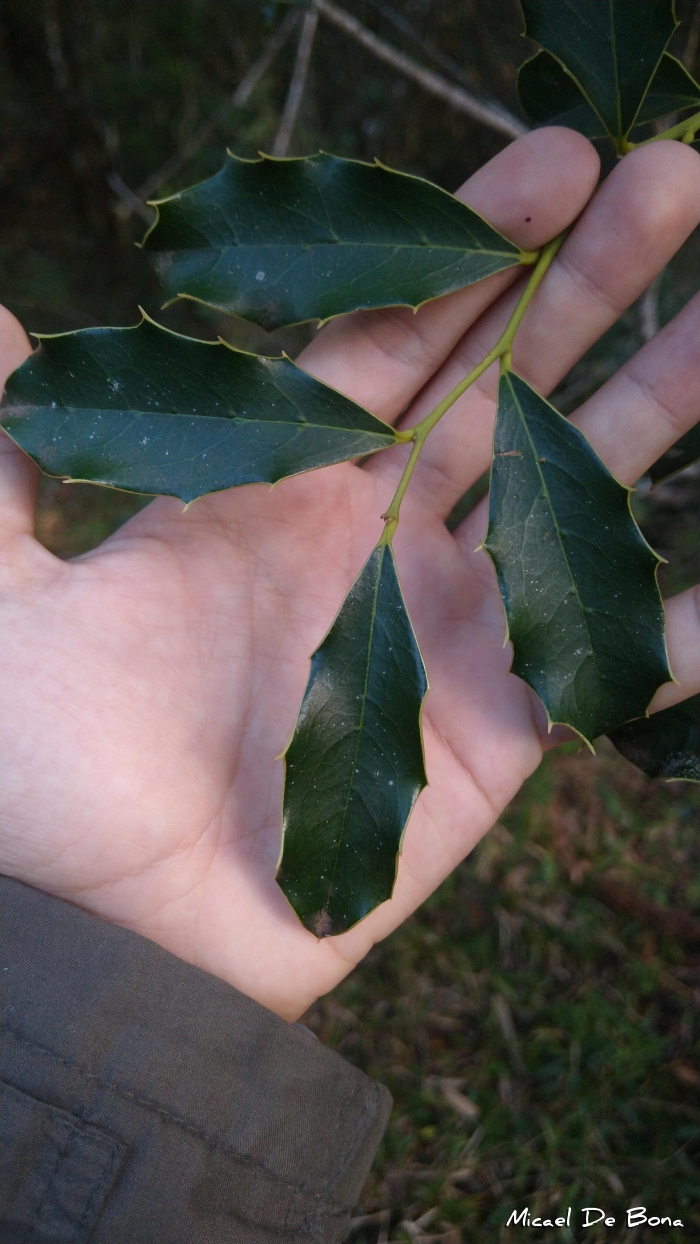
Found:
<box><xmin>2</xmin><ymin>128</ymin><xmax>699</xmax><ymax>1021</ymax></box>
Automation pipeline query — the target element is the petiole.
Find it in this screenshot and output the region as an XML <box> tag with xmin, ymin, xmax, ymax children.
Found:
<box><xmin>631</xmin><ymin>107</ymin><xmax>700</xmax><ymax>148</ymax></box>
<box><xmin>379</xmin><ymin>231</ymin><xmax>566</xmax><ymax>544</ymax></box>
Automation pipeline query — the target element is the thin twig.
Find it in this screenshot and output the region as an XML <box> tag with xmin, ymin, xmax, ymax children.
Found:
<box><xmin>44</xmin><ymin>2</ymin><xmax>70</xmax><ymax>94</ymax></box>
<box><xmin>314</xmin><ymin>0</ymin><xmax>527</xmax><ymax>140</ymax></box>
<box><xmin>137</xmin><ymin>12</ymin><xmax>299</xmax><ymax>203</ymax></box>
<box><xmin>438</xmin><ymin>1078</ymin><xmax>481</xmax><ymax>1121</ymax></box>
<box><xmin>107</xmin><ymin>171</ymin><xmax>155</xmax><ymax>223</ymax></box>
<box><xmin>683</xmin><ymin>0</ymin><xmax>700</xmax><ymax>70</ymax></box>
<box><xmin>349</xmin><ymin>1211</ymin><xmax>388</xmax><ymax>1233</ymax></box>
<box><xmin>272</xmin><ymin>7</ymin><xmax>319</xmax><ymax>156</ymax></box>
<box><xmin>378</xmin><ymin>1207</ymin><xmax>391</xmax><ymax>1244</ymax></box>
<box><xmin>366</xmin><ymin>0</ymin><xmax>481</xmax><ymax>92</ymax></box>
<box><xmin>414</xmin><ymin>1208</ymin><xmax>440</xmax><ymax>1232</ymax></box>
<box><xmin>492</xmin><ymin>994</ymin><xmax>526</xmax><ymax>1075</ymax></box>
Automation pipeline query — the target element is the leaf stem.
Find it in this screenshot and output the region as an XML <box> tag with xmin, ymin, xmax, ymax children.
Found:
<box><xmin>631</xmin><ymin>107</ymin><xmax>700</xmax><ymax>147</ymax></box>
<box><xmin>380</xmin><ymin>232</ymin><xmax>566</xmax><ymax>544</ymax></box>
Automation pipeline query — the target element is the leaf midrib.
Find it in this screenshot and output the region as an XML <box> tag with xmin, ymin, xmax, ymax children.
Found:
<box><xmin>322</xmin><ymin>547</ymin><xmax>385</xmax><ymax>913</ymax></box>
<box><xmin>6</xmin><ymin>405</ymin><xmax>395</xmax><ymax>438</ymax></box>
<box><xmin>551</xmin><ymin>0</ymin><xmax>612</xmax><ymax>136</ymax></box>
<box><xmin>609</xmin><ymin>0</ymin><xmax>623</xmax><ymax>138</ymax></box>
<box><xmin>159</xmin><ymin>240</ymin><xmax>521</xmax><ymax>256</ymax></box>
<box><xmin>560</xmin><ymin>0</ymin><xmax>673</xmax><ymax>139</ymax></box>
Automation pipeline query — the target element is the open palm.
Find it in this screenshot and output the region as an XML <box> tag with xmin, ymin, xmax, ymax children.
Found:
<box><xmin>2</xmin><ymin>128</ymin><xmax>700</xmax><ymax>1021</ymax></box>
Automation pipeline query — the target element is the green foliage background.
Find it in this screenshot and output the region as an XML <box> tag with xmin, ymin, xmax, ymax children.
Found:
<box><xmin>1</xmin><ymin>0</ymin><xmax>699</xmax><ymax>1237</ymax></box>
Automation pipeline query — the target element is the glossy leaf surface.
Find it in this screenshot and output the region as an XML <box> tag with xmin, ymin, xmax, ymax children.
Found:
<box><xmin>0</xmin><ymin>317</ymin><xmax>397</xmax><ymax>503</ymax></box>
<box><xmin>520</xmin><ymin>0</ymin><xmax>677</xmax><ymax>140</ymax></box>
<box><xmin>635</xmin><ymin>53</ymin><xmax>700</xmax><ymax>125</ymax></box>
<box><xmin>519</xmin><ymin>50</ymin><xmax>699</xmax><ymax>137</ymax></box>
<box><xmin>518</xmin><ymin>51</ymin><xmax>606</xmax><ymax>137</ymax></box>
<box><xmin>277</xmin><ymin>544</ymin><xmax>428</xmax><ymax>936</ymax></box>
<box><xmin>141</xmin><ymin>153</ymin><xmax>526</xmax><ymax>330</ymax></box>
<box><xmin>483</xmin><ymin>372</ymin><xmax>670</xmax><ymax>743</ymax></box>
<box><xmin>649</xmin><ymin>423</ymin><xmax>700</xmax><ymax>484</ymax></box>
<box><xmin>609</xmin><ymin>695</ymin><xmax>700</xmax><ymax>782</ymax></box>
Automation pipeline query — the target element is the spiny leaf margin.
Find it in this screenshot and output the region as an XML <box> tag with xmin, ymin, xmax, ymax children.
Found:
<box><xmin>277</xmin><ymin>542</ymin><xmax>428</xmax><ymax>936</ymax></box>
<box><xmin>482</xmin><ymin>371</ymin><xmax>671</xmax><ymax>744</ymax></box>
<box><xmin>519</xmin><ymin>0</ymin><xmax>679</xmax><ymax>142</ymax></box>
<box><xmin>518</xmin><ymin>49</ymin><xmax>700</xmax><ymax>139</ymax></box>
<box><xmin>141</xmin><ymin>151</ymin><xmax>531</xmax><ymax>331</ymax></box>
<box><xmin>0</xmin><ymin>313</ymin><xmax>399</xmax><ymax>503</ymax></box>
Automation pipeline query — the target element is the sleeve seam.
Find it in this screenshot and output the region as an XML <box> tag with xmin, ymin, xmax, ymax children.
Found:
<box><xmin>25</xmin><ymin>1113</ymin><xmax>75</xmax><ymax>1238</ymax></box>
<box><xmin>2</xmin><ymin>1023</ymin><xmax>383</xmax><ymax>1205</ymax></box>
<box><xmin>76</xmin><ymin>1134</ymin><xmax>124</xmax><ymax>1236</ymax></box>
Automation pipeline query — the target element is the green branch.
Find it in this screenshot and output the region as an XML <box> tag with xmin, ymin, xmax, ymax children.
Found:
<box><xmin>631</xmin><ymin>107</ymin><xmax>700</xmax><ymax>148</ymax></box>
<box><xmin>379</xmin><ymin>232</ymin><xmax>566</xmax><ymax>545</ymax></box>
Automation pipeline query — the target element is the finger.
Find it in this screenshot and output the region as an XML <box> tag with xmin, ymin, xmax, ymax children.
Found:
<box><xmin>0</xmin><ymin>305</ymin><xmax>39</xmax><ymax>544</ymax></box>
<box><xmin>369</xmin><ymin>140</ymin><xmax>700</xmax><ymax>517</ymax></box>
<box><xmin>651</xmin><ymin>587</ymin><xmax>700</xmax><ymax>710</ymax></box>
<box><xmin>569</xmin><ymin>289</ymin><xmax>700</xmax><ymax>484</ymax></box>
<box><xmin>298</xmin><ymin>127</ymin><xmax>600</xmax><ymax>421</ymax></box>
<box><xmin>545</xmin><ymin>275</ymin><xmax>700</xmax><ymax>709</ymax></box>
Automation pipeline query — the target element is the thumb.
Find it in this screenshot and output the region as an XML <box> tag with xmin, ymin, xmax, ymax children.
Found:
<box><xmin>0</xmin><ymin>304</ymin><xmax>40</xmax><ymax>543</ymax></box>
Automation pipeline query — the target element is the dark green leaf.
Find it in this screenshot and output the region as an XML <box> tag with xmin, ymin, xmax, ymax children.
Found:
<box><xmin>648</xmin><ymin>423</ymin><xmax>700</xmax><ymax>484</ymax></box>
<box><xmin>609</xmin><ymin>694</ymin><xmax>700</xmax><ymax>781</ymax></box>
<box><xmin>141</xmin><ymin>153</ymin><xmax>527</xmax><ymax>331</ymax></box>
<box><xmin>483</xmin><ymin>372</ymin><xmax>670</xmax><ymax>743</ymax></box>
<box><xmin>0</xmin><ymin>316</ymin><xmax>397</xmax><ymax>503</ymax></box>
<box><xmin>519</xmin><ymin>49</ymin><xmax>699</xmax><ymax>138</ymax></box>
<box><xmin>518</xmin><ymin>50</ymin><xmax>607</xmax><ymax>137</ymax></box>
<box><xmin>635</xmin><ymin>53</ymin><xmax>700</xmax><ymax>125</ymax></box>
<box><xmin>277</xmin><ymin>543</ymin><xmax>428</xmax><ymax>936</ymax></box>
<box><xmin>520</xmin><ymin>0</ymin><xmax>677</xmax><ymax>141</ymax></box>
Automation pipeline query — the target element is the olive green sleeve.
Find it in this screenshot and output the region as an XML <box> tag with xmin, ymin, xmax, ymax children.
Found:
<box><xmin>0</xmin><ymin>876</ymin><xmax>391</xmax><ymax>1244</ymax></box>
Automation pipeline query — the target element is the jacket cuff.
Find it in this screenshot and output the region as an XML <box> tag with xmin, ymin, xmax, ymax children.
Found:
<box><xmin>1</xmin><ymin>876</ymin><xmax>391</xmax><ymax>1244</ymax></box>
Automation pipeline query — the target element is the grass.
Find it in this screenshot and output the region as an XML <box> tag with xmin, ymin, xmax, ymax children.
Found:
<box><xmin>34</xmin><ymin>475</ymin><xmax>700</xmax><ymax>1244</ymax></box>
<box><xmin>304</xmin><ymin>747</ymin><xmax>700</xmax><ymax>1243</ymax></box>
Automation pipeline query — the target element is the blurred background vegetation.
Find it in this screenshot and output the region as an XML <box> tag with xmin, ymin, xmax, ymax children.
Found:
<box><xmin>1</xmin><ymin>1</ymin><xmax>699</xmax><ymax>1238</ymax></box>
